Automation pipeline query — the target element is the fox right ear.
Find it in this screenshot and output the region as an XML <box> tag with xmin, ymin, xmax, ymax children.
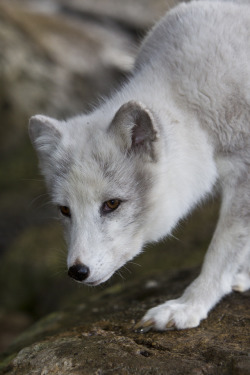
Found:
<box><xmin>29</xmin><ymin>115</ymin><xmax>62</xmax><ymax>157</ymax></box>
<box><xmin>29</xmin><ymin>115</ymin><xmax>64</xmax><ymax>180</ymax></box>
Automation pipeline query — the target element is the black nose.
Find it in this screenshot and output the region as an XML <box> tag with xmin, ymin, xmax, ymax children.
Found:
<box><xmin>68</xmin><ymin>264</ymin><xmax>90</xmax><ymax>282</ymax></box>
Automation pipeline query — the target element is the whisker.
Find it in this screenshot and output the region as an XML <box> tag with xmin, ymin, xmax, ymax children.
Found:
<box><xmin>28</xmin><ymin>193</ymin><xmax>50</xmax><ymax>208</ymax></box>
<box><xmin>128</xmin><ymin>261</ymin><xmax>142</xmax><ymax>268</ymax></box>
<box><xmin>168</xmin><ymin>233</ymin><xmax>180</xmax><ymax>241</ymax></box>
<box><xmin>50</xmin><ymin>269</ymin><xmax>67</xmax><ymax>280</ymax></box>
<box><xmin>21</xmin><ymin>178</ymin><xmax>44</xmax><ymax>182</ymax></box>
<box><xmin>122</xmin><ymin>265</ymin><xmax>132</xmax><ymax>275</ymax></box>
<box><xmin>116</xmin><ymin>269</ymin><xmax>126</xmax><ymax>281</ymax></box>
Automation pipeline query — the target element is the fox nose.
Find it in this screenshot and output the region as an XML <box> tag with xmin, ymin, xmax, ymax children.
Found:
<box><xmin>68</xmin><ymin>263</ymin><xmax>90</xmax><ymax>282</ymax></box>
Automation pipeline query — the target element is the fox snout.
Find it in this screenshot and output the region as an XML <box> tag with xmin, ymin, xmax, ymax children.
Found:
<box><xmin>68</xmin><ymin>263</ymin><xmax>90</xmax><ymax>282</ymax></box>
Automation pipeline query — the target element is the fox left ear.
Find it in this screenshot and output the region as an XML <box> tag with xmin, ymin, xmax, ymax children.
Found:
<box><xmin>109</xmin><ymin>101</ymin><xmax>159</xmax><ymax>159</ymax></box>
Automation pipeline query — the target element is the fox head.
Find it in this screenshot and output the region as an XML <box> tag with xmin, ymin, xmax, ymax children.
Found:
<box><xmin>29</xmin><ymin>101</ymin><xmax>163</xmax><ymax>285</ymax></box>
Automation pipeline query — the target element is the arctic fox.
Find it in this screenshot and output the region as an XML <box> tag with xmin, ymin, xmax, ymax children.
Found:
<box><xmin>29</xmin><ymin>0</ymin><xmax>250</xmax><ymax>330</ymax></box>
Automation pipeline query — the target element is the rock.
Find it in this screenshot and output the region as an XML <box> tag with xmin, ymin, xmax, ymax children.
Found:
<box><xmin>0</xmin><ymin>268</ymin><xmax>249</xmax><ymax>374</ymax></box>
<box><xmin>0</xmin><ymin>0</ymin><xmax>136</xmax><ymax>152</ymax></box>
<box><xmin>13</xmin><ymin>0</ymin><xmax>182</xmax><ymax>30</ymax></box>
<box><xmin>59</xmin><ymin>0</ymin><xmax>181</xmax><ymax>30</ymax></box>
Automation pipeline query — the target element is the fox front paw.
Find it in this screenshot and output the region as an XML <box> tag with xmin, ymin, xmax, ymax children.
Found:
<box><xmin>135</xmin><ymin>299</ymin><xmax>208</xmax><ymax>332</ymax></box>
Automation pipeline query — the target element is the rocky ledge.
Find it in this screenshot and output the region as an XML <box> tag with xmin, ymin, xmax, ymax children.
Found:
<box><xmin>1</xmin><ymin>268</ymin><xmax>249</xmax><ymax>375</ymax></box>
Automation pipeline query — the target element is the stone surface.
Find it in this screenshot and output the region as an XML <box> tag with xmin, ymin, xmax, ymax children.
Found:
<box><xmin>0</xmin><ymin>268</ymin><xmax>249</xmax><ymax>374</ymax></box>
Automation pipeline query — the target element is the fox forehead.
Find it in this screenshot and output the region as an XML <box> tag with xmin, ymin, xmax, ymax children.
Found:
<box><xmin>54</xmin><ymin>146</ymin><xmax>134</xmax><ymax>206</ymax></box>
<box><xmin>53</xmin><ymin>149</ymin><xmax>152</xmax><ymax>219</ymax></box>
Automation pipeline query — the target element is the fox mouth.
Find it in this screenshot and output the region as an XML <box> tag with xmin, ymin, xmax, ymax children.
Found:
<box><xmin>84</xmin><ymin>270</ymin><xmax>115</xmax><ymax>286</ymax></box>
<box><xmin>85</xmin><ymin>280</ymin><xmax>101</xmax><ymax>286</ymax></box>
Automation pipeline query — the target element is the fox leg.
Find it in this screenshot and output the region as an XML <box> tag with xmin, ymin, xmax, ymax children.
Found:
<box><xmin>136</xmin><ymin>165</ymin><xmax>250</xmax><ymax>330</ymax></box>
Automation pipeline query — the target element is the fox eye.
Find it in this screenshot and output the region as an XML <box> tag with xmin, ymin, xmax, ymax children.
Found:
<box><xmin>59</xmin><ymin>206</ymin><xmax>71</xmax><ymax>218</ymax></box>
<box><xmin>102</xmin><ymin>199</ymin><xmax>121</xmax><ymax>213</ymax></box>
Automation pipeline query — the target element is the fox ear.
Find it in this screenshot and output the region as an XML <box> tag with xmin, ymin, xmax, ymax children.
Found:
<box><xmin>109</xmin><ymin>101</ymin><xmax>158</xmax><ymax>159</ymax></box>
<box><xmin>29</xmin><ymin>115</ymin><xmax>64</xmax><ymax>179</ymax></box>
<box><xmin>29</xmin><ymin>115</ymin><xmax>62</xmax><ymax>156</ymax></box>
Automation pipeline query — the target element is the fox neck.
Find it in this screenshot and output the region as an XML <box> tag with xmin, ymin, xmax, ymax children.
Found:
<box><xmin>142</xmin><ymin>108</ymin><xmax>218</xmax><ymax>243</ymax></box>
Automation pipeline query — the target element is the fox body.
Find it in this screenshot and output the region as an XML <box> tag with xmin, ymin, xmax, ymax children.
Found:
<box><xmin>29</xmin><ymin>0</ymin><xmax>250</xmax><ymax>330</ymax></box>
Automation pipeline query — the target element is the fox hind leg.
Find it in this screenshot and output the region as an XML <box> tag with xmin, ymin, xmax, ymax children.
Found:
<box><xmin>232</xmin><ymin>240</ymin><xmax>250</xmax><ymax>292</ymax></box>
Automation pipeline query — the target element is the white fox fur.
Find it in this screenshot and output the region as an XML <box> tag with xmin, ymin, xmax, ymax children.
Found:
<box><xmin>29</xmin><ymin>0</ymin><xmax>250</xmax><ymax>330</ymax></box>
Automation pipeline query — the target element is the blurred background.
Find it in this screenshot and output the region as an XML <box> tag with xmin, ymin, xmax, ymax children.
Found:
<box><xmin>0</xmin><ymin>0</ymin><xmax>219</xmax><ymax>353</ymax></box>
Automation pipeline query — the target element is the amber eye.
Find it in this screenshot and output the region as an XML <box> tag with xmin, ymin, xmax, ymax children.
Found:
<box><xmin>103</xmin><ymin>199</ymin><xmax>121</xmax><ymax>213</ymax></box>
<box><xmin>59</xmin><ymin>206</ymin><xmax>71</xmax><ymax>218</ymax></box>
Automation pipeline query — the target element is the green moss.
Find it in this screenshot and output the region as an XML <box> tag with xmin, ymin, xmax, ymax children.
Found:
<box><xmin>0</xmin><ymin>352</ymin><xmax>17</xmax><ymax>371</ymax></box>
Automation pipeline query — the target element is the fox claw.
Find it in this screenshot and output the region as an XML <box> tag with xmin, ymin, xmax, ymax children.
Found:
<box><xmin>134</xmin><ymin>317</ymin><xmax>176</xmax><ymax>332</ymax></box>
<box><xmin>165</xmin><ymin>319</ymin><xmax>175</xmax><ymax>329</ymax></box>
<box><xmin>134</xmin><ymin>318</ymin><xmax>155</xmax><ymax>333</ymax></box>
